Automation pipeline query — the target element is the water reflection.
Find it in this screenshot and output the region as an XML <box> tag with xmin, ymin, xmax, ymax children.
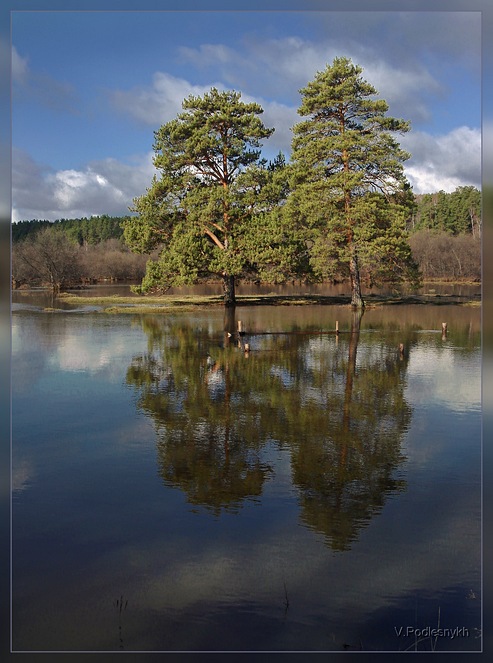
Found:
<box><xmin>126</xmin><ymin>317</ymin><xmax>274</xmax><ymax>515</ymax></box>
<box><xmin>11</xmin><ymin>306</ymin><xmax>480</xmax><ymax>651</ymax></box>
<box><xmin>291</xmin><ymin>311</ymin><xmax>411</xmax><ymax>550</ymax></box>
<box><xmin>126</xmin><ymin>310</ymin><xmax>413</xmax><ymax>550</ymax></box>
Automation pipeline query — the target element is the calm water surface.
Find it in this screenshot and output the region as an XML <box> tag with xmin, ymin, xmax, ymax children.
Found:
<box><xmin>11</xmin><ymin>299</ymin><xmax>481</xmax><ymax>652</ymax></box>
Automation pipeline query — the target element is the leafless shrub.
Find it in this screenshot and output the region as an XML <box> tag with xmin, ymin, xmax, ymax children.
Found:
<box><xmin>409</xmin><ymin>230</ymin><xmax>480</xmax><ymax>281</ymax></box>
<box><xmin>12</xmin><ymin>228</ymin><xmax>82</xmax><ymax>293</ymax></box>
<box><xmin>79</xmin><ymin>239</ymin><xmax>150</xmax><ymax>282</ymax></box>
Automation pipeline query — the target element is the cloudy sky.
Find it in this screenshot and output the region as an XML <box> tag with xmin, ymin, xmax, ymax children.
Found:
<box><xmin>11</xmin><ymin>9</ymin><xmax>481</xmax><ymax>223</ymax></box>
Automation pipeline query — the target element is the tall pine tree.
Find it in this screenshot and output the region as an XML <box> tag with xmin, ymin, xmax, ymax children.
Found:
<box><xmin>289</xmin><ymin>57</ymin><xmax>420</xmax><ymax>307</ymax></box>
<box><xmin>125</xmin><ymin>88</ymin><xmax>301</xmax><ymax>306</ymax></box>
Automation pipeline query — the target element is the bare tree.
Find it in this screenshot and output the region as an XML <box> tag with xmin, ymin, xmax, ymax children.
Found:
<box><xmin>13</xmin><ymin>228</ymin><xmax>82</xmax><ymax>294</ymax></box>
<box><xmin>80</xmin><ymin>238</ymin><xmax>149</xmax><ymax>282</ymax></box>
<box><xmin>409</xmin><ymin>230</ymin><xmax>480</xmax><ymax>281</ymax></box>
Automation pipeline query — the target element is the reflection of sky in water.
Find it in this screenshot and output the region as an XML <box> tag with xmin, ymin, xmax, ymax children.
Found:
<box><xmin>12</xmin><ymin>314</ymin><xmax>148</xmax><ymax>383</ymax></box>
<box><xmin>407</xmin><ymin>345</ymin><xmax>480</xmax><ymax>413</ymax></box>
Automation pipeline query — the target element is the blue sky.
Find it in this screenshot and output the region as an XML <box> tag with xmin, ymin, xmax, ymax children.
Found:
<box><xmin>11</xmin><ymin>9</ymin><xmax>481</xmax><ymax>222</ymax></box>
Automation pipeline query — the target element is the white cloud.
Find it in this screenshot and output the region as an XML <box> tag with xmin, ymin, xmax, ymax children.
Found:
<box><xmin>12</xmin><ymin>148</ymin><xmax>157</xmax><ymax>222</ymax></box>
<box><xmin>179</xmin><ymin>34</ymin><xmax>445</xmax><ymax>128</ymax></box>
<box><xmin>11</xmin><ymin>12</ymin><xmax>481</xmax><ymax>226</ymax></box>
<box><xmin>363</xmin><ymin>59</ymin><xmax>443</xmax><ymax>124</ymax></box>
<box><xmin>102</xmin><ymin>29</ymin><xmax>478</xmax><ymax>184</ymax></box>
<box><xmin>109</xmin><ymin>71</ymin><xmax>225</xmax><ymax>126</ymax></box>
<box><xmin>401</xmin><ymin>126</ymin><xmax>481</xmax><ymax>193</ymax></box>
<box><xmin>11</xmin><ymin>458</ymin><xmax>35</xmax><ymax>493</ymax></box>
<box><xmin>11</xmin><ymin>45</ymin><xmax>29</xmax><ymax>83</ymax></box>
<box><xmin>108</xmin><ymin>72</ymin><xmax>295</xmax><ymax>158</ymax></box>
<box><xmin>12</xmin><ymin>120</ymin><xmax>480</xmax><ymax>223</ymax></box>
<box><xmin>52</xmin><ymin>333</ymin><xmax>129</xmax><ymax>374</ymax></box>
<box><xmin>407</xmin><ymin>346</ymin><xmax>481</xmax><ymax>413</ymax></box>
<box><xmin>238</xmin><ymin>35</ymin><xmax>331</xmax><ymax>96</ymax></box>
<box><xmin>238</xmin><ymin>91</ymin><xmax>297</xmax><ymax>157</ymax></box>
<box><xmin>50</xmin><ymin>168</ymin><xmax>122</xmax><ymax>209</ymax></box>
<box><xmin>179</xmin><ymin>43</ymin><xmax>238</xmax><ymax>68</ymax></box>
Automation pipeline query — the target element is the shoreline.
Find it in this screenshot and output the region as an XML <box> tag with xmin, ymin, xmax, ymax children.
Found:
<box><xmin>40</xmin><ymin>291</ymin><xmax>481</xmax><ymax>314</ymax></box>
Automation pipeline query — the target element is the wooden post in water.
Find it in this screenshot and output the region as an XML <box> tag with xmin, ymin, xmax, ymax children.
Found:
<box><xmin>335</xmin><ymin>321</ymin><xmax>339</xmax><ymax>335</ymax></box>
<box><xmin>442</xmin><ymin>322</ymin><xmax>447</xmax><ymax>339</ymax></box>
<box><xmin>237</xmin><ymin>320</ymin><xmax>246</xmax><ymax>349</ymax></box>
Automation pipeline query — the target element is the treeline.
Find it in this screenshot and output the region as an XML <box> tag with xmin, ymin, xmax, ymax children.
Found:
<box><xmin>409</xmin><ymin>186</ymin><xmax>481</xmax><ymax>236</ymax></box>
<box><xmin>406</xmin><ymin>186</ymin><xmax>481</xmax><ymax>281</ymax></box>
<box><xmin>12</xmin><ymin>214</ymin><xmax>128</xmax><ymax>245</ymax></box>
<box><xmin>12</xmin><ymin>215</ymin><xmax>140</xmax><ymax>291</ymax></box>
<box><xmin>409</xmin><ymin>230</ymin><xmax>480</xmax><ymax>281</ymax></box>
<box><xmin>12</xmin><ymin>185</ymin><xmax>481</xmax><ymax>292</ymax></box>
<box><xmin>13</xmin><ymin>187</ymin><xmax>481</xmax><ymax>245</ymax></box>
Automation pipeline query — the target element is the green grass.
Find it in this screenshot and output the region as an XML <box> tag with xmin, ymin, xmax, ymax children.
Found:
<box><xmin>57</xmin><ymin>290</ymin><xmax>481</xmax><ymax>313</ymax></box>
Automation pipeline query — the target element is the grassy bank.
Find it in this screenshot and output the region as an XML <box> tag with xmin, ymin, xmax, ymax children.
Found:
<box><xmin>57</xmin><ymin>290</ymin><xmax>481</xmax><ymax>314</ymax></box>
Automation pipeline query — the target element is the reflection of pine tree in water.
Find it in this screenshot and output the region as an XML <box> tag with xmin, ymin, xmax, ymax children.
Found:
<box><xmin>291</xmin><ymin>310</ymin><xmax>410</xmax><ymax>551</ymax></box>
<box><xmin>126</xmin><ymin>315</ymin><xmax>274</xmax><ymax>515</ymax></box>
<box><xmin>125</xmin><ymin>311</ymin><xmax>412</xmax><ymax>546</ymax></box>
<box><xmin>155</xmin><ymin>353</ymin><xmax>272</xmax><ymax>516</ymax></box>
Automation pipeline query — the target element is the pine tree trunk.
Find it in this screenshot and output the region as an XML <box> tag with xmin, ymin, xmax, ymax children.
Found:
<box><xmin>342</xmin><ymin>308</ymin><xmax>363</xmax><ymax>429</ymax></box>
<box><xmin>222</xmin><ymin>274</ymin><xmax>236</xmax><ymax>307</ymax></box>
<box><xmin>349</xmin><ymin>252</ymin><xmax>364</xmax><ymax>309</ymax></box>
<box><xmin>340</xmin><ymin>308</ymin><xmax>363</xmax><ymax>477</ymax></box>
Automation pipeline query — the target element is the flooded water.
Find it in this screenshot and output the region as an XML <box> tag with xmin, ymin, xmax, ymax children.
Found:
<box><xmin>11</xmin><ymin>295</ymin><xmax>481</xmax><ymax>652</ymax></box>
<box><xmin>11</xmin><ymin>280</ymin><xmax>482</xmax><ymax>310</ymax></box>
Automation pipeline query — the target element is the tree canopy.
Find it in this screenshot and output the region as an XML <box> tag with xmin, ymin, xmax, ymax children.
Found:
<box><xmin>12</xmin><ymin>227</ymin><xmax>82</xmax><ymax>294</ymax></box>
<box><xmin>410</xmin><ymin>186</ymin><xmax>481</xmax><ymax>237</ymax></box>
<box><xmin>12</xmin><ymin>215</ymin><xmax>127</xmax><ymax>245</ymax></box>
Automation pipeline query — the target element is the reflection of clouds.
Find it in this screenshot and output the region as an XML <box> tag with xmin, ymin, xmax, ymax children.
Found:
<box><xmin>12</xmin><ymin>315</ymin><xmax>480</xmax><ymax>649</ymax></box>
<box><xmin>12</xmin><ymin>458</ymin><xmax>35</xmax><ymax>493</ymax></box>
<box><xmin>205</xmin><ymin>366</ymin><xmax>225</xmax><ymax>398</ymax></box>
<box><xmin>407</xmin><ymin>346</ymin><xmax>481</xmax><ymax>412</ymax></box>
<box><xmin>113</xmin><ymin>414</ymin><xmax>156</xmax><ymax>451</ymax></box>
<box><xmin>52</xmin><ymin>334</ymin><xmax>112</xmax><ymax>372</ymax></box>
<box><xmin>13</xmin><ymin>315</ymin><xmax>144</xmax><ymax>384</ymax></box>
<box><xmin>109</xmin><ymin>480</ymin><xmax>478</xmax><ymax>636</ymax></box>
<box><xmin>50</xmin><ymin>333</ymin><xmax>132</xmax><ymax>378</ymax></box>
<box><xmin>12</xmin><ymin>346</ymin><xmax>47</xmax><ymax>391</ymax></box>
<box><xmin>13</xmin><ymin>430</ymin><xmax>480</xmax><ymax>650</ymax></box>
<box><xmin>270</xmin><ymin>365</ymin><xmax>294</xmax><ymax>388</ymax></box>
<box><xmin>14</xmin><ymin>493</ymin><xmax>480</xmax><ymax>650</ymax></box>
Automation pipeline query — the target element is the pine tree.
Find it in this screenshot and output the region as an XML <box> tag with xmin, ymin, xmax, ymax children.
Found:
<box><xmin>125</xmin><ymin>88</ymin><xmax>300</xmax><ymax>306</ymax></box>
<box><xmin>289</xmin><ymin>57</ymin><xmax>419</xmax><ymax>307</ymax></box>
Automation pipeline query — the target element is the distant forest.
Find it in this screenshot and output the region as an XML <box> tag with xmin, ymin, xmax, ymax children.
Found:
<box><xmin>12</xmin><ymin>186</ymin><xmax>481</xmax><ymax>290</ymax></box>
<box><xmin>410</xmin><ymin>186</ymin><xmax>481</xmax><ymax>237</ymax></box>
<box><xmin>12</xmin><ymin>214</ymin><xmax>128</xmax><ymax>244</ymax></box>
